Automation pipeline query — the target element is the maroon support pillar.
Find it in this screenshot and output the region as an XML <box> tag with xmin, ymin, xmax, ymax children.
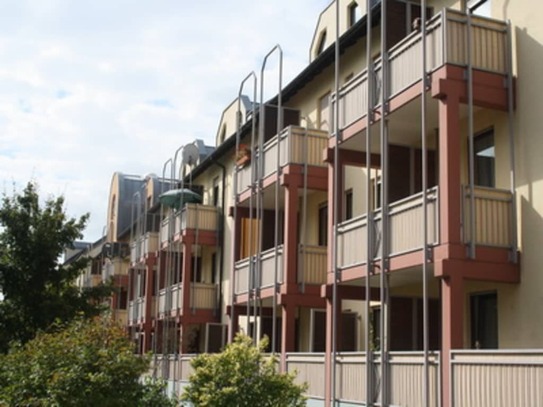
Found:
<box><xmin>280</xmin><ymin>303</ymin><xmax>297</xmax><ymax>371</ymax></box>
<box><xmin>180</xmin><ymin>236</ymin><xmax>194</xmax><ymax>354</ymax></box>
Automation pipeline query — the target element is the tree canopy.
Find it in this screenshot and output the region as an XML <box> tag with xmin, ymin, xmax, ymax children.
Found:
<box><xmin>0</xmin><ymin>181</ymin><xmax>111</xmax><ymax>352</ymax></box>
<box><xmin>181</xmin><ymin>334</ymin><xmax>307</xmax><ymax>407</ymax></box>
<box><xmin>0</xmin><ymin>316</ymin><xmax>174</xmax><ymax>407</ymax></box>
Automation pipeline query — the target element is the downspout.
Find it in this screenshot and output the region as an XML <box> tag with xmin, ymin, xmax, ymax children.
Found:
<box><xmin>213</xmin><ymin>161</ymin><xmax>227</xmax><ymax>327</ymax></box>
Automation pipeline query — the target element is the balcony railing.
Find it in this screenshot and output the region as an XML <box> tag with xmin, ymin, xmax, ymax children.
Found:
<box><xmin>174</xmin><ymin>204</ymin><xmax>219</xmax><ymax>233</ymax></box>
<box><xmin>299</xmin><ymin>245</ymin><xmax>327</xmax><ymax>285</ymax></box>
<box><xmin>450</xmin><ymin>350</ymin><xmax>543</xmax><ymax>407</ymax></box>
<box><xmin>337</xmin><ymin>188</ymin><xmax>439</xmax><ymax>269</ymax></box>
<box><xmin>234</xmin><ymin>246</ymin><xmax>284</xmax><ymax>295</ymax></box>
<box><xmin>336</xmin><ymin>9</ymin><xmax>509</xmax><ymax>129</ymax></box>
<box><xmin>236</xmin><ymin>126</ymin><xmax>328</xmax><ymax>194</ymax></box>
<box><xmin>102</xmin><ymin>258</ymin><xmax>127</xmax><ymax>281</ymax></box>
<box><xmin>462</xmin><ymin>186</ymin><xmax>513</xmax><ymax>248</ymax></box>
<box><xmin>158</xmin><ymin>282</ymin><xmax>217</xmax><ymax>314</ymax></box>
<box><xmin>161</xmin><ymin>205</ymin><xmax>219</xmax><ymax>245</ymax></box>
<box><xmin>285</xmin><ymin>352</ymin><xmax>439</xmax><ymax>405</ymax></box>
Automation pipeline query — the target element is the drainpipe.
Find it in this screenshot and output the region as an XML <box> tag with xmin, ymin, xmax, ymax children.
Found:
<box><xmin>213</xmin><ymin>161</ymin><xmax>227</xmax><ymax>325</ymax></box>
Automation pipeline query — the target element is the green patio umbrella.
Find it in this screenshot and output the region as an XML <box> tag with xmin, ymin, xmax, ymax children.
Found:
<box><xmin>158</xmin><ymin>188</ymin><xmax>202</xmax><ymax>210</ymax></box>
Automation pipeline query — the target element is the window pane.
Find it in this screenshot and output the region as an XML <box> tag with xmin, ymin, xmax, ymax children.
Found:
<box><xmin>474</xmin><ymin>129</ymin><xmax>495</xmax><ymax>187</ymax></box>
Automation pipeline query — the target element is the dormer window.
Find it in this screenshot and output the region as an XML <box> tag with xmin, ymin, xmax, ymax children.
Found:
<box><xmin>348</xmin><ymin>2</ymin><xmax>361</xmax><ymax>28</ymax></box>
<box><xmin>316</xmin><ymin>30</ymin><xmax>327</xmax><ymax>56</ymax></box>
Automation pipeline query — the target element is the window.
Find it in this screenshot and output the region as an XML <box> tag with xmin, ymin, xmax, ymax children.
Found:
<box><xmin>348</xmin><ymin>2</ymin><xmax>361</xmax><ymax>28</ymax></box>
<box><xmin>318</xmin><ymin>91</ymin><xmax>331</xmax><ymax>132</ymax></box>
<box><xmin>345</xmin><ymin>189</ymin><xmax>353</xmax><ymax>220</ymax></box>
<box><xmin>316</xmin><ymin>30</ymin><xmax>327</xmax><ymax>56</ymax></box>
<box><xmin>474</xmin><ymin>129</ymin><xmax>495</xmax><ymax>187</ymax></box>
<box><xmin>318</xmin><ymin>203</ymin><xmax>328</xmax><ymax>246</ymax></box>
<box><xmin>470</xmin><ymin>292</ymin><xmax>498</xmax><ymax>349</ymax></box>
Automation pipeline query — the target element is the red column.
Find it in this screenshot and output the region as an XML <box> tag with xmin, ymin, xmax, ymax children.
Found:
<box><xmin>327</xmin><ymin>158</ymin><xmax>343</xmax><ymax>273</ymax></box>
<box><xmin>178</xmin><ymin>236</ymin><xmax>193</xmax><ymax>353</ymax></box>
<box><xmin>439</xmin><ymin>261</ymin><xmax>464</xmax><ymax>407</ymax></box>
<box><xmin>143</xmin><ymin>256</ymin><xmax>155</xmax><ymax>352</ymax></box>
<box><xmin>438</xmin><ymin>88</ymin><xmax>463</xmax><ymax>246</ymax></box>
<box><xmin>280</xmin><ymin>303</ymin><xmax>297</xmax><ymax>371</ymax></box>
<box><xmin>324</xmin><ymin>297</ymin><xmax>333</xmax><ymax>405</ymax></box>
<box><xmin>283</xmin><ymin>183</ymin><xmax>299</xmax><ymax>290</ymax></box>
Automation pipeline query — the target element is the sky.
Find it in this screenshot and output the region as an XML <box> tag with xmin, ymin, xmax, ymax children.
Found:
<box><xmin>0</xmin><ymin>0</ymin><xmax>331</xmax><ymax>242</ymax></box>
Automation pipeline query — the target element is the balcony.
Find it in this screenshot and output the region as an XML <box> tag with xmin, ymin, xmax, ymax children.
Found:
<box><xmin>236</xmin><ymin>126</ymin><xmax>328</xmax><ymax>194</ymax></box>
<box><xmin>131</xmin><ymin>232</ymin><xmax>159</xmax><ymax>263</ymax></box>
<box><xmin>158</xmin><ymin>282</ymin><xmax>217</xmax><ymax>315</ymax></box>
<box><xmin>160</xmin><ymin>204</ymin><xmax>219</xmax><ymax>245</ymax></box>
<box><xmin>337</xmin><ymin>188</ymin><xmax>439</xmax><ymax>269</ymax></box>
<box><xmin>102</xmin><ymin>258</ymin><xmax>127</xmax><ymax>281</ymax></box>
<box><xmin>234</xmin><ymin>246</ymin><xmax>284</xmax><ymax>295</ymax></box>
<box><xmin>462</xmin><ymin>186</ymin><xmax>514</xmax><ymax>248</ymax></box>
<box><xmin>336</xmin><ymin>9</ymin><xmax>509</xmax><ymax>129</ymax></box>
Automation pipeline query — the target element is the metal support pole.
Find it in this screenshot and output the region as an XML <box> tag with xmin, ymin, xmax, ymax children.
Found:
<box><xmin>506</xmin><ymin>21</ymin><xmax>518</xmax><ymax>263</ymax></box>
<box><xmin>467</xmin><ymin>10</ymin><xmax>476</xmax><ymax>259</ymax></box>
<box><xmin>365</xmin><ymin>0</ymin><xmax>375</xmax><ymax>405</ymax></box>
<box><xmin>331</xmin><ymin>0</ymin><xmax>340</xmax><ymax>404</ymax></box>
<box><xmin>421</xmin><ymin>2</ymin><xmax>430</xmax><ymax>407</ymax></box>
<box><xmin>260</xmin><ymin>45</ymin><xmax>283</xmax><ymax>351</ymax></box>
<box><xmin>231</xmin><ymin>72</ymin><xmax>258</xmax><ymax>342</ymax></box>
<box><xmin>379</xmin><ymin>0</ymin><xmax>389</xmax><ymax>404</ymax></box>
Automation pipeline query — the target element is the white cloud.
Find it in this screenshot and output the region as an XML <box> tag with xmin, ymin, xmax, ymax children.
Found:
<box><xmin>0</xmin><ymin>0</ymin><xmax>331</xmax><ymax>242</ymax></box>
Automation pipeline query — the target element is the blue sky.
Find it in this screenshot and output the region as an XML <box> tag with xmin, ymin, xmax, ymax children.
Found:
<box><xmin>0</xmin><ymin>0</ymin><xmax>330</xmax><ymax>241</ymax></box>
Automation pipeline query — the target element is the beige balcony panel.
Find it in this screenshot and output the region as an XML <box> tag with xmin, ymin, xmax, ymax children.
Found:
<box><xmin>144</xmin><ymin>232</ymin><xmax>158</xmax><ymax>253</ymax></box>
<box><xmin>376</xmin><ymin>352</ymin><xmax>440</xmax><ymax>407</ymax></box>
<box><xmin>180</xmin><ymin>355</ymin><xmax>195</xmax><ymax>381</ymax></box>
<box><xmin>234</xmin><ymin>258</ymin><xmax>250</xmax><ymax>294</ymax></box>
<box><xmin>237</xmin><ymin>164</ymin><xmax>252</xmax><ymax>194</ymax></box>
<box><xmin>190</xmin><ymin>283</ymin><xmax>216</xmax><ymax>309</ymax></box>
<box><xmin>299</xmin><ymin>245</ymin><xmax>327</xmax><ymax>284</ymax></box>
<box><xmin>463</xmin><ymin>186</ymin><xmax>513</xmax><ymax>247</ymax></box>
<box><xmin>286</xmin><ymin>353</ymin><xmax>326</xmax><ymax>400</ymax></box>
<box><xmin>388</xmin><ymin>188</ymin><xmax>439</xmax><ymax>256</ymax></box>
<box><xmin>335</xmin><ymin>353</ymin><xmax>367</xmax><ymax>402</ymax></box>
<box><xmin>158</xmin><ymin>289</ymin><xmax>167</xmax><ymax>314</ymax></box>
<box><xmin>337</xmin><ymin>215</ymin><xmax>368</xmax><ymax>269</ymax></box>
<box><xmin>259</xmin><ymin>246</ymin><xmax>284</xmax><ymax>289</ymax></box>
<box><xmin>451</xmin><ymin>351</ymin><xmax>543</xmax><ymax>407</ymax></box>
<box><xmin>182</xmin><ymin>204</ymin><xmax>218</xmax><ymax>231</ymax></box>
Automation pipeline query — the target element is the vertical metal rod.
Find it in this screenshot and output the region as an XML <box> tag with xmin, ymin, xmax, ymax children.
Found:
<box><xmin>467</xmin><ymin>10</ymin><xmax>476</xmax><ymax>258</ymax></box>
<box><xmin>299</xmin><ymin>119</ymin><xmax>309</xmax><ymax>294</ymax></box>
<box><xmin>365</xmin><ymin>1</ymin><xmax>374</xmax><ymax>405</ymax></box>
<box><xmin>260</xmin><ymin>45</ymin><xmax>283</xmax><ymax>350</ymax></box>
<box><xmin>273</xmin><ymin>47</ymin><xmax>284</xmax><ymax>354</ymax></box>
<box><xmin>506</xmin><ymin>21</ymin><xmax>518</xmax><ymax>263</ymax></box>
<box><xmin>231</xmin><ymin>72</ymin><xmax>258</xmax><ymax>342</ymax></box>
<box><xmin>379</xmin><ymin>0</ymin><xmax>389</xmax><ymax>404</ymax></box>
<box><xmin>421</xmin><ymin>2</ymin><xmax>430</xmax><ymax>407</ymax></box>
<box><xmin>331</xmin><ymin>0</ymin><xmax>340</xmax><ymax>404</ymax></box>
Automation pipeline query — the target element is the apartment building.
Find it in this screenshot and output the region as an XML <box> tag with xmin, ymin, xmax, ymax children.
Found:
<box><xmin>98</xmin><ymin>0</ymin><xmax>543</xmax><ymax>405</ymax></box>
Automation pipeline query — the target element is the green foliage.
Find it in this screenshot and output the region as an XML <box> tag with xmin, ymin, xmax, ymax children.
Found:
<box><xmin>0</xmin><ymin>316</ymin><xmax>175</xmax><ymax>407</ymax></box>
<box><xmin>181</xmin><ymin>334</ymin><xmax>307</xmax><ymax>407</ymax></box>
<box><xmin>0</xmin><ymin>181</ymin><xmax>112</xmax><ymax>353</ymax></box>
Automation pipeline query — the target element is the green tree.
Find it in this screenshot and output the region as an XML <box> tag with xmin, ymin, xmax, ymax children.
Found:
<box><xmin>0</xmin><ymin>181</ymin><xmax>111</xmax><ymax>352</ymax></box>
<box><xmin>0</xmin><ymin>316</ymin><xmax>175</xmax><ymax>407</ymax></box>
<box><xmin>181</xmin><ymin>334</ymin><xmax>307</xmax><ymax>407</ymax></box>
